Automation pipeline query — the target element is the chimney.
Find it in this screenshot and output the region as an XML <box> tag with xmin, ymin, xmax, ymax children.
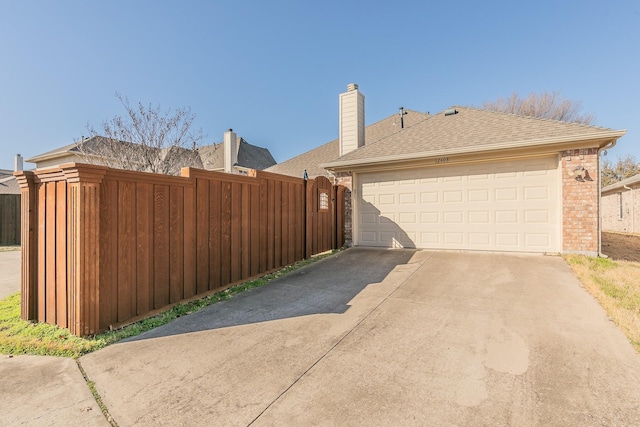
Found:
<box><xmin>224</xmin><ymin>129</ymin><xmax>238</xmax><ymax>173</ymax></box>
<box><xmin>14</xmin><ymin>154</ymin><xmax>23</xmax><ymax>172</ymax></box>
<box><xmin>339</xmin><ymin>83</ymin><xmax>365</xmax><ymax>156</ymax></box>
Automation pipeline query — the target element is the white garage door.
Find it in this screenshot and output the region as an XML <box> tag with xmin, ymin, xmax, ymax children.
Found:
<box><xmin>356</xmin><ymin>156</ymin><xmax>560</xmax><ymax>253</ymax></box>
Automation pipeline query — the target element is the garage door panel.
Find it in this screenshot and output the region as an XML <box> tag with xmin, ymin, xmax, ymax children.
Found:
<box><xmin>420</xmin><ymin>192</ymin><xmax>438</xmax><ymax>203</ymax></box>
<box><xmin>357</xmin><ymin>157</ymin><xmax>559</xmax><ymax>253</ymax></box>
<box><xmin>524</xmin><ymin>186</ymin><xmax>549</xmax><ymax>200</ymax></box>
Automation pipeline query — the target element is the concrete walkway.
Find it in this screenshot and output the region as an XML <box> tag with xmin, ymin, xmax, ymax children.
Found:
<box><xmin>0</xmin><ymin>250</ymin><xmax>20</xmax><ymax>300</ymax></box>
<box><xmin>2</xmin><ymin>249</ymin><xmax>640</xmax><ymax>426</ymax></box>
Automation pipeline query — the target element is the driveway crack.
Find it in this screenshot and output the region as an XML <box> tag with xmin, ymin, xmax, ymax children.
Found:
<box><xmin>246</xmin><ymin>251</ymin><xmax>435</xmax><ymax>426</ymax></box>
<box><xmin>76</xmin><ymin>359</ymin><xmax>119</xmax><ymax>427</ymax></box>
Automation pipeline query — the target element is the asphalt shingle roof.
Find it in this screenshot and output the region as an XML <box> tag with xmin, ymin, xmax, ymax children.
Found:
<box><xmin>324</xmin><ymin>106</ymin><xmax>623</xmax><ymax>168</ymax></box>
<box><xmin>0</xmin><ymin>175</ymin><xmax>20</xmax><ymax>194</ymax></box>
<box><xmin>266</xmin><ymin>109</ymin><xmax>428</xmax><ymax>178</ymax></box>
<box><xmin>27</xmin><ymin>136</ymin><xmax>276</xmax><ymax>171</ymax></box>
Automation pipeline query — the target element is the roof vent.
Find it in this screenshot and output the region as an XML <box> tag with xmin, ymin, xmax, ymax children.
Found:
<box><xmin>444</xmin><ymin>108</ymin><xmax>458</xmax><ymax>116</ymax></box>
<box><xmin>346</xmin><ymin>83</ymin><xmax>358</xmax><ymax>92</ymax></box>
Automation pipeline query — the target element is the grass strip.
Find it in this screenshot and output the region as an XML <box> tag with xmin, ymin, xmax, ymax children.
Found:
<box><xmin>564</xmin><ymin>254</ymin><xmax>640</xmax><ymax>352</ymax></box>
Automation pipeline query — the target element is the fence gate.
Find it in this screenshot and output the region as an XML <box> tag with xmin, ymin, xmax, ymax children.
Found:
<box><xmin>306</xmin><ymin>176</ymin><xmax>345</xmax><ymax>257</ymax></box>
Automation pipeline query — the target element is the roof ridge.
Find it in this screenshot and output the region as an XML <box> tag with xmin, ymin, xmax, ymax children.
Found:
<box><xmin>356</xmin><ymin>110</ymin><xmax>432</xmax><ymax>150</ymax></box>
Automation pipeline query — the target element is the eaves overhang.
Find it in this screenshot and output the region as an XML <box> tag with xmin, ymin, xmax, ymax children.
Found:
<box><xmin>601</xmin><ymin>173</ymin><xmax>640</xmax><ymax>194</ymax></box>
<box><xmin>321</xmin><ymin>130</ymin><xmax>626</xmax><ymax>172</ymax></box>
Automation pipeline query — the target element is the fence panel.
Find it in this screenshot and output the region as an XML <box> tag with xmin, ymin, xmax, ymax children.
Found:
<box><xmin>16</xmin><ymin>164</ymin><xmax>345</xmax><ymax>335</ymax></box>
<box><xmin>0</xmin><ymin>194</ymin><xmax>20</xmax><ymax>245</ymax></box>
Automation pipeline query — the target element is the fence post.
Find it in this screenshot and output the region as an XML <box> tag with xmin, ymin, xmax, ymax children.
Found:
<box><xmin>14</xmin><ymin>171</ymin><xmax>37</xmax><ymax>320</ymax></box>
<box><xmin>61</xmin><ymin>164</ymin><xmax>107</xmax><ymax>336</ymax></box>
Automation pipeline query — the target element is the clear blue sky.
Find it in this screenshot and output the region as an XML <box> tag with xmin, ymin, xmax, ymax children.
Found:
<box><xmin>1</xmin><ymin>0</ymin><xmax>638</xmax><ymax>171</ymax></box>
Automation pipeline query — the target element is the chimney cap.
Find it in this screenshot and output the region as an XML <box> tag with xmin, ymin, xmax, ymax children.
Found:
<box><xmin>227</xmin><ymin>128</ymin><xmax>233</xmax><ymax>132</ymax></box>
<box><xmin>346</xmin><ymin>83</ymin><xmax>358</xmax><ymax>92</ymax></box>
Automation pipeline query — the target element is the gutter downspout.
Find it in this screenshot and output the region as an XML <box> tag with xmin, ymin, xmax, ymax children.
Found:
<box><xmin>598</xmin><ymin>140</ymin><xmax>617</xmax><ymax>257</ymax></box>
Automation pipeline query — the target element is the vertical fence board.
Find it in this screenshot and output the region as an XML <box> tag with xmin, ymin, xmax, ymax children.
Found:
<box><xmin>135</xmin><ymin>182</ymin><xmax>153</xmax><ymax>316</ymax></box>
<box><xmin>183</xmin><ymin>185</ymin><xmax>196</xmax><ymax>300</ymax></box>
<box><xmin>45</xmin><ymin>182</ymin><xmax>56</xmax><ymax>325</ymax></box>
<box><xmin>250</xmin><ymin>184</ymin><xmax>260</xmax><ymax>276</ymax></box>
<box><xmin>288</xmin><ymin>183</ymin><xmax>296</xmax><ymax>264</ymax></box>
<box><xmin>99</xmin><ymin>180</ymin><xmax>118</xmax><ymax>328</ymax></box>
<box><xmin>17</xmin><ymin>172</ymin><xmax>37</xmax><ymax>320</ymax></box>
<box><xmin>84</xmin><ymin>183</ymin><xmax>100</xmax><ymax>335</ymax></box>
<box><xmin>117</xmin><ymin>181</ymin><xmax>135</xmax><ymax>322</ymax></box>
<box><xmin>281</xmin><ymin>182</ymin><xmax>289</xmax><ymax>266</ymax></box>
<box><xmin>296</xmin><ymin>182</ymin><xmax>301</xmax><ymax>260</ymax></box>
<box><xmin>231</xmin><ymin>182</ymin><xmax>242</xmax><ymax>283</ymax></box>
<box><xmin>241</xmin><ymin>183</ymin><xmax>251</xmax><ymax>279</ymax></box>
<box><xmin>220</xmin><ymin>181</ymin><xmax>232</xmax><ymax>287</ymax></box>
<box><xmin>259</xmin><ymin>178</ymin><xmax>268</xmax><ymax>272</ymax></box>
<box><xmin>195</xmin><ymin>178</ymin><xmax>210</xmax><ymax>295</ymax></box>
<box><xmin>67</xmin><ymin>184</ymin><xmax>78</xmax><ymax>332</ymax></box>
<box><xmin>153</xmin><ymin>184</ymin><xmax>170</xmax><ymax>309</ymax></box>
<box><xmin>169</xmin><ymin>185</ymin><xmax>184</xmax><ymax>303</ymax></box>
<box><xmin>274</xmin><ymin>181</ymin><xmax>282</xmax><ymax>268</ymax></box>
<box><xmin>209</xmin><ymin>179</ymin><xmax>221</xmax><ymax>290</ymax></box>
<box><xmin>267</xmin><ymin>179</ymin><xmax>275</xmax><ymax>270</ymax></box>
<box><xmin>55</xmin><ymin>181</ymin><xmax>67</xmax><ymax>328</ymax></box>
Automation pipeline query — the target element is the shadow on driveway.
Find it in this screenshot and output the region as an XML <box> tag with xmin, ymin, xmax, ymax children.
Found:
<box><xmin>126</xmin><ymin>248</ymin><xmax>416</xmax><ymax>341</ymax></box>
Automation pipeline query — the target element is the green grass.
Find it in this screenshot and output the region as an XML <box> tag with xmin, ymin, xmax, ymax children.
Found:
<box><xmin>564</xmin><ymin>254</ymin><xmax>640</xmax><ymax>352</ymax></box>
<box><xmin>0</xmin><ymin>252</ymin><xmax>336</xmax><ymax>358</ymax></box>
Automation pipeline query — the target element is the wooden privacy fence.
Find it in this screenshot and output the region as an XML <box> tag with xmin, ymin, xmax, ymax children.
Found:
<box><xmin>16</xmin><ymin>164</ymin><xmax>345</xmax><ymax>336</ymax></box>
<box><xmin>0</xmin><ymin>194</ymin><xmax>20</xmax><ymax>245</ymax></box>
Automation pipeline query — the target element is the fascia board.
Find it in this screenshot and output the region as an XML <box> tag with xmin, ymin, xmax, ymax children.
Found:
<box><xmin>322</xmin><ymin>130</ymin><xmax>627</xmax><ymax>171</ymax></box>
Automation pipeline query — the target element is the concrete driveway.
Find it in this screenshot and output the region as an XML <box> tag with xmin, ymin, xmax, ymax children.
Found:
<box><xmin>76</xmin><ymin>249</ymin><xmax>640</xmax><ymax>426</ymax></box>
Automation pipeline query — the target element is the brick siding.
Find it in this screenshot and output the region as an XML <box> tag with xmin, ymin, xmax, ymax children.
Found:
<box><xmin>562</xmin><ymin>148</ymin><xmax>599</xmax><ymax>254</ymax></box>
<box><xmin>602</xmin><ymin>184</ymin><xmax>640</xmax><ymax>233</ymax></box>
<box><xmin>335</xmin><ymin>172</ymin><xmax>353</xmax><ymax>244</ymax></box>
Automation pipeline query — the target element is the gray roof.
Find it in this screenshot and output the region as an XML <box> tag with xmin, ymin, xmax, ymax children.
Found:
<box><xmin>324</xmin><ymin>106</ymin><xmax>625</xmax><ymax>169</ymax></box>
<box><xmin>27</xmin><ymin>136</ymin><xmax>276</xmax><ymax>171</ymax></box>
<box><xmin>237</xmin><ymin>139</ymin><xmax>276</xmax><ymax>170</ymax></box>
<box><xmin>602</xmin><ymin>173</ymin><xmax>640</xmax><ymax>194</ymax></box>
<box><xmin>0</xmin><ymin>175</ymin><xmax>20</xmax><ymax>194</ymax></box>
<box><xmin>266</xmin><ymin>109</ymin><xmax>429</xmax><ymax>178</ymax></box>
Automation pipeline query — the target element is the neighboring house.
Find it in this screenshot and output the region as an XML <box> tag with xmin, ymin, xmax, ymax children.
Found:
<box><xmin>269</xmin><ymin>83</ymin><xmax>626</xmax><ymax>255</ymax></box>
<box><xmin>26</xmin><ymin>129</ymin><xmax>276</xmax><ymax>174</ymax></box>
<box><xmin>0</xmin><ymin>169</ymin><xmax>20</xmax><ymax>195</ymax></box>
<box><xmin>601</xmin><ymin>173</ymin><xmax>640</xmax><ymax>234</ymax></box>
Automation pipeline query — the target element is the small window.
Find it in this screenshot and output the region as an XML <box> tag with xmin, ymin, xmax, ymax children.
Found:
<box><xmin>618</xmin><ymin>193</ymin><xmax>624</xmax><ymax>219</ymax></box>
<box><xmin>319</xmin><ymin>192</ymin><xmax>329</xmax><ymax>210</ymax></box>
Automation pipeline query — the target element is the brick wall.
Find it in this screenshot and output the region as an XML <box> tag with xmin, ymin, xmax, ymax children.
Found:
<box><xmin>602</xmin><ymin>184</ymin><xmax>639</xmax><ymax>233</ymax></box>
<box><xmin>335</xmin><ymin>171</ymin><xmax>353</xmax><ymax>244</ymax></box>
<box><xmin>562</xmin><ymin>148</ymin><xmax>599</xmax><ymax>254</ymax></box>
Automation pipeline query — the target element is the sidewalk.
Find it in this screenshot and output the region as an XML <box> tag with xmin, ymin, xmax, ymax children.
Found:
<box><xmin>1</xmin><ymin>250</ymin><xmax>108</xmax><ymax>426</ymax></box>
<box><xmin>0</xmin><ymin>250</ymin><xmax>20</xmax><ymax>299</ymax></box>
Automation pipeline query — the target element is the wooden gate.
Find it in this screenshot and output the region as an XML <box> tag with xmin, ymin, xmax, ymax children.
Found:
<box><xmin>306</xmin><ymin>176</ymin><xmax>345</xmax><ymax>257</ymax></box>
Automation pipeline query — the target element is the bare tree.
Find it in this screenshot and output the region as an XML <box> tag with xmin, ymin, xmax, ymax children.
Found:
<box><xmin>482</xmin><ymin>91</ymin><xmax>595</xmax><ymax>125</ymax></box>
<box><xmin>78</xmin><ymin>94</ymin><xmax>209</xmax><ymax>175</ymax></box>
<box><xmin>601</xmin><ymin>154</ymin><xmax>640</xmax><ymax>187</ymax></box>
